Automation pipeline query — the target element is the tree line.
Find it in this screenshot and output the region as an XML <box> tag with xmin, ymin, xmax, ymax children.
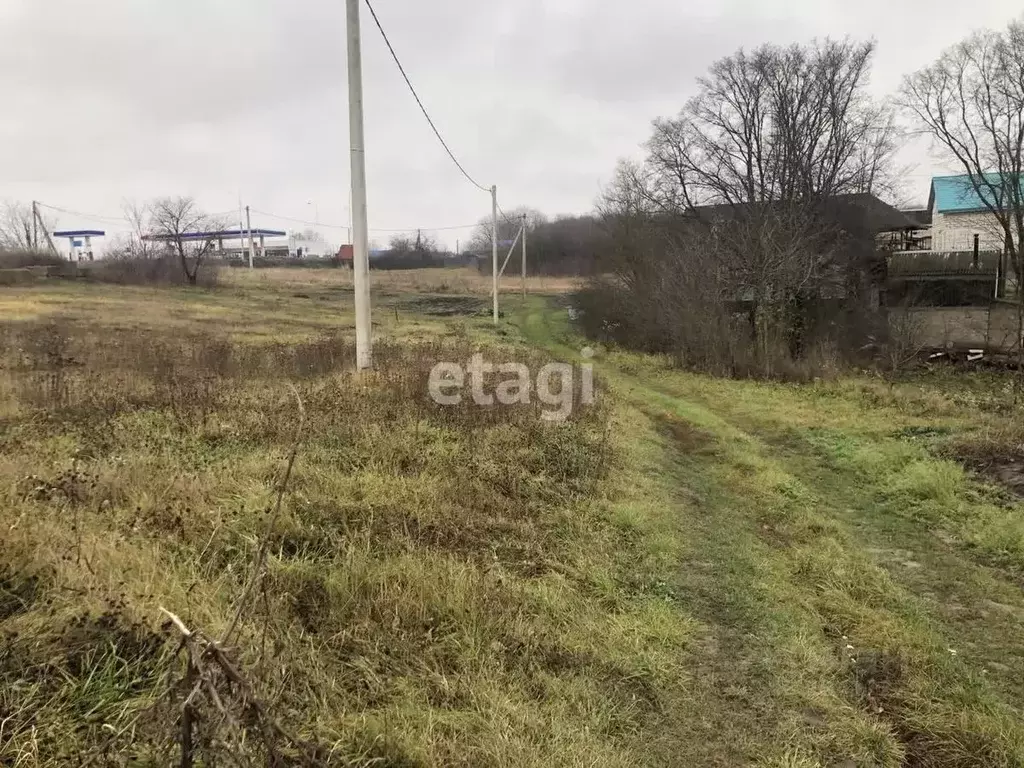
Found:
<box><xmin>574</xmin><ymin>18</ymin><xmax>1024</xmax><ymax>378</ymax></box>
<box><xmin>465</xmin><ymin>207</ymin><xmax>605</xmax><ymax>276</ymax></box>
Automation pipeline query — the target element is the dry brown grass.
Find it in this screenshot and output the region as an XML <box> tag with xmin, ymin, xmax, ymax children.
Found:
<box><xmin>0</xmin><ymin>284</ymin><xmax>697</xmax><ymax>767</ymax></box>
<box><xmin>12</xmin><ymin>272</ymin><xmax>1024</xmax><ymax>766</ymax></box>
<box><xmin>222</xmin><ymin>265</ymin><xmax>581</xmax><ymax>298</ymax></box>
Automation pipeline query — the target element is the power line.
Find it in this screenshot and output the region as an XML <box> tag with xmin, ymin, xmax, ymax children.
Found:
<box><xmin>370</xmin><ymin>222</ymin><xmax>479</xmax><ymax>233</ymax></box>
<box><xmin>249</xmin><ymin>209</ymin><xmax>346</xmax><ymax>229</ymax></box>
<box><xmin>38</xmin><ymin>202</ymin><xmax>239</xmax><ymax>225</ymax></box>
<box><xmin>496</xmin><ymin>202</ymin><xmax>519</xmax><ymax>228</ymax></box>
<box><xmin>363</xmin><ymin>0</ymin><xmax>489</xmax><ymax>194</ymax></box>
<box><xmin>250</xmin><ymin>207</ymin><xmax>478</xmax><ymax>232</ymax></box>
<box><xmin>36</xmin><ymin>202</ymin><xmax>128</xmax><ymax>224</ymax></box>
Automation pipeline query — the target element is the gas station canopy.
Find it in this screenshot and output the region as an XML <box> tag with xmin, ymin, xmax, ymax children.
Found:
<box><xmin>142</xmin><ymin>229</ymin><xmax>286</xmax><ymax>242</ymax></box>
<box><xmin>53</xmin><ymin>230</ymin><xmax>106</xmax><ymax>238</ymax></box>
<box><xmin>53</xmin><ymin>230</ymin><xmax>105</xmax><ymax>261</ymax></box>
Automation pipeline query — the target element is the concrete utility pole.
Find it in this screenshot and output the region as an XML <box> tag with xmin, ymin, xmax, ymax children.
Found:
<box><xmin>491</xmin><ymin>185</ymin><xmax>498</xmax><ymax>323</ymax></box>
<box><xmin>238</xmin><ymin>201</ymin><xmax>246</xmax><ymax>265</ymax></box>
<box><xmin>348</xmin><ymin>0</ymin><xmax>372</xmax><ymax>370</ymax></box>
<box><xmin>521</xmin><ymin>213</ymin><xmax>527</xmax><ymax>300</ymax></box>
<box><xmin>245</xmin><ymin>206</ymin><xmax>256</xmax><ymax>269</ymax></box>
<box><xmin>31</xmin><ymin>201</ymin><xmax>57</xmax><ymax>256</ymax></box>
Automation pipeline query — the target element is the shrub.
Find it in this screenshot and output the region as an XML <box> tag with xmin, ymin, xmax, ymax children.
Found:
<box><xmin>0</xmin><ymin>248</ymin><xmax>66</xmax><ymax>268</ymax></box>
<box><xmin>82</xmin><ymin>255</ymin><xmax>219</xmax><ymax>288</ymax></box>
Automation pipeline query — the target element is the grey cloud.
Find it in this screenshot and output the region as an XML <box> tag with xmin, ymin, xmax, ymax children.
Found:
<box><xmin>1</xmin><ymin>0</ymin><xmax>1018</xmax><ymax>242</ymax></box>
<box><xmin>527</xmin><ymin>2</ymin><xmax>807</xmax><ymax>103</ymax></box>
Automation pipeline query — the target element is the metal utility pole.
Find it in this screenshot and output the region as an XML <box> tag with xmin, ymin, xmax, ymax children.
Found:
<box><xmin>245</xmin><ymin>206</ymin><xmax>256</xmax><ymax>269</ymax></box>
<box><xmin>491</xmin><ymin>185</ymin><xmax>498</xmax><ymax>323</ymax></box>
<box><xmin>521</xmin><ymin>213</ymin><xmax>527</xmax><ymax>300</ymax></box>
<box><xmin>348</xmin><ymin>0</ymin><xmax>372</xmax><ymax>370</ymax></box>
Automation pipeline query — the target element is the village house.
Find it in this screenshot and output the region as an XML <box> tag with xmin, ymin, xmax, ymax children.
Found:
<box><xmin>884</xmin><ymin>173</ymin><xmax>1024</xmax><ymax>353</ymax></box>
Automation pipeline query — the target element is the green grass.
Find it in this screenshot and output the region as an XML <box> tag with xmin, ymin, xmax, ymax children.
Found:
<box><xmin>507</xmin><ymin>298</ymin><xmax>1024</xmax><ymax>766</ymax></box>
<box><xmin>3</xmin><ymin>273</ymin><xmax>1024</xmax><ymax>766</ymax></box>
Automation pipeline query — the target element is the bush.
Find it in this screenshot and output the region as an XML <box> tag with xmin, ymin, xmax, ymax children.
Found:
<box><xmin>0</xmin><ymin>249</ymin><xmax>66</xmax><ymax>269</ymax></box>
<box><xmin>224</xmin><ymin>256</ymin><xmax>341</xmax><ymax>269</ymax></box>
<box><xmin>82</xmin><ymin>255</ymin><xmax>219</xmax><ymax>288</ymax></box>
<box><xmin>573</xmin><ymin>207</ymin><xmax>884</xmax><ymax>381</ymax></box>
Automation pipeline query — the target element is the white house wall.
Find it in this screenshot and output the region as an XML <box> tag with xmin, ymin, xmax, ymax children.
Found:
<box><xmin>931</xmin><ymin>207</ymin><xmax>1004</xmax><ymax>251</ymax></box>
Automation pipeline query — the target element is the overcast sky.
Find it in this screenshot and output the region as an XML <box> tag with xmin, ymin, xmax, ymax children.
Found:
<box><xmin>0</xmin><ymin>0</ymin><xmax>1019</xmax><ymax>247</ymax></box>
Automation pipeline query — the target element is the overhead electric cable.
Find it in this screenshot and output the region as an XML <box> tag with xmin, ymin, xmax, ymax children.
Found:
<box><xmin>363</xmin><ymin>0</ymin><xmax>490</xmax><ymax>193</ymax></box>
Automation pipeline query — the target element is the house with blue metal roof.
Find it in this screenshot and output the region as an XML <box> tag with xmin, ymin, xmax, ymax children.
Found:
<box><xmin>928</xmin><ymin>173</ymin><xmax>1021</xmax><ymax>252</ymax></box>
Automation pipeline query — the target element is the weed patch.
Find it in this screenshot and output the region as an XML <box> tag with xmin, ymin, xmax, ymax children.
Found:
<box><xmin>0</xmin><ymin>306</ymin><xmax>675</xmax><ymax>767</ymax></box>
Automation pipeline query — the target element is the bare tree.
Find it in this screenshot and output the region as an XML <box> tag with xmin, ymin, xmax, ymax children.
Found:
<box><xmin>148</xmin><ymin>197</ymin><xmax>223</xmax><ymax>285</ymax></box>
<box><xmin>902</xmin><ymin>19</ymin><xmax>1024</xmax><ymax>380</ymax></box>
<box><xmin>0</xmin><ymin>201</ymin><xmax>38</xmax><ymax>251</ymax></box>
<box><xmin>418</xmin><ymin>230</ymin><xmax>437</xmax><ymax>253</ymax></box>
<box><xmin>901</xmin><ymin>19</ymin><xmax>1024</xmax><ymax>278</ymax></box>
<box><xmin>656</xmin><ymin>40</ymin><xmax>896</xmax><ymax>367</ymax></box>
<box><xmin>468</xmin><ymin>206</ymin><xmax>547</xmax><ymax>255</ymax></box>
<box><xmin>590</xmin><ymin>38</ymin><xmax>898</xmax><ymax>375</ymax></box>
<box><xmin>644</xmin><ymin>39</ymin><xmax>899</xmax><ymax>211</ymax></box>
<box><xmin>383</xmin><ymin>232</ymin><xmax>440</xmax><ymax>267</ymax></box>
<box><xmin>884</xmin><ymin>305</ymin><xmax>928</xmax><ymax>376</ymax></box>
<box><xmin>105</xmin><ymin>200</ymin><xmax>157</xmax><ymax>260</ymax></box>
<box><xmin>386</xmin><ymin>234</ymin><xmax>417</xmax><ymax>255</ymax></box>
<box><xmin>125</xmin><ymin>201</ymin><xmax>156</xmax><ymax>259</ymax></box>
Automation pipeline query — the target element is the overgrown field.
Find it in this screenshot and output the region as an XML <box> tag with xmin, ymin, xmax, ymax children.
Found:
<box><xmin>2</xmin><ymin>270</ymin><xmax>1024</xmax><ymax>766</ymax></box>
<box><xmin>0</xmin><ymin>274</ymin><xmax>693</xmax><ymax>767</ymax></box>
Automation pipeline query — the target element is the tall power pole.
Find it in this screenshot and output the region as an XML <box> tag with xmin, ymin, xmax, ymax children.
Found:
<box><xmin>31</xmin><ymin>201</ymin><xmax>57</xmax><ymax>256</ymax></box>
<box><xmin>245</xmin><ymin>206</ymin><xmax>256</xmax><ymax>269</ymax></box>
<box><xmin>521</xmin><ymin>213</ymin><xmax>527</xmax><ymax>300</ymax></box>
<box><xmin>491</xmin><ymin>185</ymin><xmax>498</xmax><ymax>323</ymax></box>
<box><xmin>347</xmin><ymin>0</ymin><xmax>372</xmax><ymax>370</ymax></box>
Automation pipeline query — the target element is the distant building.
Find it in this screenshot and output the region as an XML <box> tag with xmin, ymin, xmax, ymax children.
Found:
<box><xmin>928</xmin><ymin>174</ymin><xmax>1022</xmax><ymax>252</ymax></box>
<box><xmin>336</xmin><ymin>244</ymin><xmax>354</xmax><ymax>268</ymax></box>
<box><xmin>144</xmin><ymin>228</ymin><xmax>337</xmax><ymax>261</ymax></box>
<box><xmin>882</xmin><ymin>173</ymin><xmax>1024</xmax><ymax>354</ymax></box>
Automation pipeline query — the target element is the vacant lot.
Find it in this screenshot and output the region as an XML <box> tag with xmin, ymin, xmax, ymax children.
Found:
<box><xmin>2</xmin><ymin>268</ymin><xmax>1024</xmax><ymax>767</ymax></box>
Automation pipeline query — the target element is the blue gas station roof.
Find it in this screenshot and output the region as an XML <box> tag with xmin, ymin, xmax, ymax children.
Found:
<box><xmin>142</xmin><ymin>228</ymin><xmax>286</xmax><ymax>242</ymax></box>
<box><xmin>53</xmin><ymin>230</ymin><xmax>105</xmax><ymax>237</ymax></box>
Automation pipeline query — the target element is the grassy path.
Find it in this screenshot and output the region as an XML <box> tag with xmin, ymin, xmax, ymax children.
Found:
<box><xmin>507</xmin><ymin>298</ymin><xmax>1024</xmax><ymax>767</ymax></box>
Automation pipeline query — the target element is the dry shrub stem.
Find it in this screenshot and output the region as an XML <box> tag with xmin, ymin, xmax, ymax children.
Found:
<box><xmin>160</xmin><ymin>608</ymin><xmax>325</xmax><ymax>768</ymax></box>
